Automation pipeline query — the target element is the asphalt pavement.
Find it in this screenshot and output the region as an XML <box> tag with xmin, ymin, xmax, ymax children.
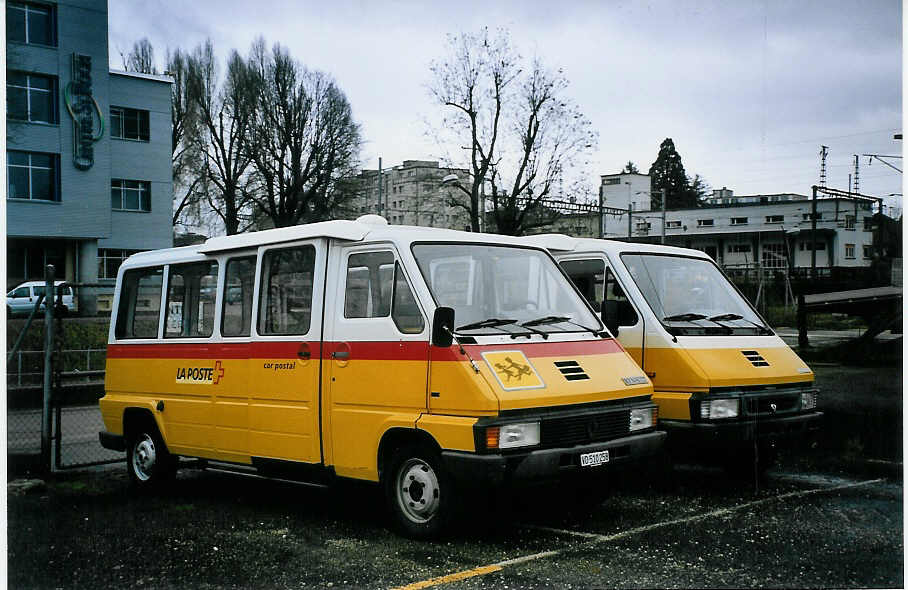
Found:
<box><xmin>6</xmin><ymin>364</ymin><xmax>903</xmax><ymax>588</ymax></box>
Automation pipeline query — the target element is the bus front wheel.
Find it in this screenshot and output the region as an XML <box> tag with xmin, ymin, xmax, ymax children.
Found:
<box><xmin>384</xmin><ymin>444</ymin><xmax>453</xmax><ymax>539</ymax></box>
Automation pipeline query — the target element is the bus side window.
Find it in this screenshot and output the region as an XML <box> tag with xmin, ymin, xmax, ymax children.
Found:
<box><xmin>259</xmin><ymin>245</ymin><xmax>316</xmax><ymax>335</ymax></box>
<box><xmin>222</xmin><ymin>255</ymin><xmax>256</xmax><ymax>337</ymax></box>
<box><xmin>559</xmin><ymin>259</ymin><xmax>604</xmax><ymax>312</ymax></box>
<box><xmin>115</xmin><ymin>266</ymin><xmax>164</xmax><ymax>339</ymax></box>
<box><xmin>344</xmin><ymin>251</ymin><xmax>394</xmax><ymax>319</ymax></box>
<box><xmin>605</xmin><ymin>267</ymin><xmax>638</xmax><ymax>326</ymax></box>
<box><xmin>165</xmin><ymin>261</ymin><xmax>219</xmax><ymax>338</ymax></box>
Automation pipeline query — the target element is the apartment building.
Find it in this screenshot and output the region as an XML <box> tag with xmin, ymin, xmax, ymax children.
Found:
<box><xmin>345</xmin><ymin>160</ymin><xmax>472</xmax><ymax>230</ymax></box>
<box><xmin>6</xmin><ymin>0</ymin><xmax>173</xmax><ymax>312</ymax></box>
<box><xmin>534</xmin><ymin>176</ymin><xmax>883</xmax><ymax>273</ymax></box>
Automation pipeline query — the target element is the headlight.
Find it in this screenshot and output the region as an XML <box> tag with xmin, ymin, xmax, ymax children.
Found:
<box><xmin>629</xmin><ymin>408</ymin><xmax>654</xmax><ymax>431</ymax></box>
<box><xmin>801</xmin><ymin>391</ymin><xmax>818</xmax><ymax>410</ymax></box>
<box><xmin>700</xmin><ymin>398</ymin><xmax>740</xmax><ymax>420</ymax></box>
<box><xmin>486</xmin><ymin>422</ymin><xmax>541</xmax><ymax>450</ymax></box>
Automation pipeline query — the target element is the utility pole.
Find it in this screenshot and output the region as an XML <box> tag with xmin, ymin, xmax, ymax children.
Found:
<box><xmin>377</xmin><ymin>157</ymin><xmax>383</xmax><ymax>216</ymax></box>
<box><xmin>819</xmin><ymin>146</ymin><xmax>828</xmax><ymax>187</ymax></box>
<box><xmin>627</xmin><ymin>202</ymin><xmax>634</xmax><ymax>241</ymax></box>
<box><xmin>598</xmin><ymin>186</ymin><xmax>605</xmax><ymax>238</ymax></box>
<box><xmin>853</xmin><ymin>155</ymin><xmax>860</xmax><ymax>193</ymax></box>
<box><xmin>660</xmin><ymin>188</ymin><xmax>666</xmax><ymax>244</ymax></box>
<box><xmin>810</xmin><ymin>185</ymin><xmax>818</xmax><ymax>281</ymax></box>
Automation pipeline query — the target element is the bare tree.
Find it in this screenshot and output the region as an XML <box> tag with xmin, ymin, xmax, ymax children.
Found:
<box><xmin>123</xmin><ymin>38</ymin><xmax>157</xmax><ymax>74</ymax></box>
<box><xmin>428</xmin><ymin>28</ymin><xmax>597</xmax><ymax>235</ymax></box>
<box><xmin>246</xmin><ymin>39</ymin><xmax>362</xmax><ymax>227</ymax></box>
<box><xmin>168</xmin><ymin>47</ymin><xmax>205</xmax><ymax>227</ymax></box>
<box><xmin>188</xmin><ymin>40</ymin><xmax>259</xmax><ymax>235</ymax></box>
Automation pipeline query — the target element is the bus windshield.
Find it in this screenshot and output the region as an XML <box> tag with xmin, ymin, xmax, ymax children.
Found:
<box><xmin>620</xmin><ymin>253</ymin><xmax>771</xmax><ymax>336</ymax></box>
<box><xmin>412</xmin><ymin>244</ymin><xmax>602</xmax><ymax>336</ymax></box>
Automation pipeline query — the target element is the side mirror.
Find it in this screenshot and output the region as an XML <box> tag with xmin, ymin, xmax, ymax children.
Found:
<box><xmin>601</xmin><ymin>300</ymin><xmax>620</xmax><ymax>336</ymax></box>
<box><xmin>431</xmin><ymin>306</ymin><xmax>455</xmax><ymax>347</ymax></box>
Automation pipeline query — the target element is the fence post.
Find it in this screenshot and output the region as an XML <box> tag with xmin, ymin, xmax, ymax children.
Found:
<box><xmin>797</xmin><ymin>293</ymin><xmax>809</xmax><ymax>349</ymax></box>
<box><xmin>41</xmin><ymin>265</ymin><xmax>55</xmax><ymax>474</ymax></box>
<box><xmin>18</xmin><ymin>351</ymin><xmax>22</xmax><ymax>387</ymax></box>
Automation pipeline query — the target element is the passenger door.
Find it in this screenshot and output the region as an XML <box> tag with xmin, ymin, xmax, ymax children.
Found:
<box><xmin>247</xmin><ymin>240</ymin><xmax>325</xmax><ymax>465</ymax></box>
<box><xmin>323</xmin><ymin>245</ymin><xmax>429</xmax><ymax>480</ymax></box>
<box><xmin>559</xmin><ymin>257</ymin><xmax>645</xmax><ymax>367</ymax></box>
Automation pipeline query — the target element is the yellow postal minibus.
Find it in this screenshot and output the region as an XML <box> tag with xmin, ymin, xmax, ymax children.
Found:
<box><xmin>527</xmin><ymin>235</ymin><xmax>822</xmax><ymax>472</ymax></box>
<box><xmin>99</xmin><ymin>216</ymin><xmax>664</xmax><ymax>537</ymax></box>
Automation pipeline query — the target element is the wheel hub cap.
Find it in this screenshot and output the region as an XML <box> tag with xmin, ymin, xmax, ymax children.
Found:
<box><xmin>396</xmin><ymin>459</ymin><xmax>440</xmax><ymax>523</ymax></box>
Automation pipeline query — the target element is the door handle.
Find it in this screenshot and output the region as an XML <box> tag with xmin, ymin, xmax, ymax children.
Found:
<box><xmin>332</xmin><ymin>351</ymin><xmax>350</xmax><ymax>359</ymax></box>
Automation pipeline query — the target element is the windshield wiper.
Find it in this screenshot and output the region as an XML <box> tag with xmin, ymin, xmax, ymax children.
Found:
<box><xmin>521</xmin><ymin>315</ymin><xmax>600</xmax><ymax>336</ymax></box>
<box><xmin>456</xmin><ymin>318</ymin><xmax>518</xmax><ymax>332</ymax></box>
<box><xmin>708</xmin><ymin>313</ymin><xmax>772</xmax><ymax>334</ymax></box>
<box><xmin>663</xmin><ymin>313</ymin><xmax>707</xmax><ymax>322</ymax></box>
<box><xmin>662</xmin><ymin>312</ymin><xmax>732</xmax><ymax>334</ymax></box>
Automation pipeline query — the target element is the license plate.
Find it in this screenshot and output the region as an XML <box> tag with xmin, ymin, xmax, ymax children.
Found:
<box><xmin>580</xmin><ymin>450</ymin><xmax>610</xmax><ymax>467</ymax></box>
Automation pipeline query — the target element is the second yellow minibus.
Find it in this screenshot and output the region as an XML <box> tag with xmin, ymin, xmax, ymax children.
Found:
<box><xmin>527</xmin><ymin>235</ymin><xmax>822</xmax><ymax>472</ymax></box>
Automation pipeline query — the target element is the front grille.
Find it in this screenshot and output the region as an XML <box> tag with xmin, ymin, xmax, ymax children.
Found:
<box><xmin>541</xmin><ymin>409</ymin><xmax>630</xmax><ymax>447</ymax></box>
<box><xmin>744</xmin><ymin>393</ymin><xmax>800</xmax><ymax>417</ymax></box>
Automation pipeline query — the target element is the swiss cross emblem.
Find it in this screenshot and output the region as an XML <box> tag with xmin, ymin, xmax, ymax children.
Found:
<box><xmin>213</xmin><ymin>360</ymin><xmax>225</xmax><ymax>385</ymax></box>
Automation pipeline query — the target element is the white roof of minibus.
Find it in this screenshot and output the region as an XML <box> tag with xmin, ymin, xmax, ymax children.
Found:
<box><xmin>122</xmin><ymin>217</ymin><xmax>548</xmax><ymax>269</ymax></box>
<box><xmin>525</xmin><ymin>234</ymin><xmax>711</xmax><ymax>259</ymax></box>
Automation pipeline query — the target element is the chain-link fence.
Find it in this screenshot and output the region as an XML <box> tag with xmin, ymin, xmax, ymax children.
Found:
<box><xmin>7</xmin><ymin>269</ymin><xmax>123</xmax><ymax>472</ymax></box>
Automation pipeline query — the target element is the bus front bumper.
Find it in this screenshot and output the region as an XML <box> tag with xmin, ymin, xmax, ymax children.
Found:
<box><xmin>440</xmin><ymin>430</ymin><xmax>666</xmax><ymax>488</ymax></box>
<box><xmin>660</xmin><ymin>411</ymin><xmax>823</xmax><ymax>448</ymax></box>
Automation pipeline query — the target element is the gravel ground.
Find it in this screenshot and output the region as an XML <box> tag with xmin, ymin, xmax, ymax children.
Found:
<box><xmin>6</xmin><ymin>365</ymin><xmax>903</xmax><ymax>589</ymax></box>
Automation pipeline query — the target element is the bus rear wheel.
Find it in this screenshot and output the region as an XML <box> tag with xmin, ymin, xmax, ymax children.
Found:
<box><xmin>126</xmin><ymin>422</ymin><xmax>176</xmax><ymax>489</ymax></box>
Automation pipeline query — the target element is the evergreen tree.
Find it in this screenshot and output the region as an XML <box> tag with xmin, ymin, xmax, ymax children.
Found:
<box><xmin>648</xmin><ymin>138</ymin><xmax>699</xmax><ymax>210</ymax></box>
<box><xmin>621</xmin><ymin>160</ymin><xmax>639</xmax><ymax>174</ymax></box>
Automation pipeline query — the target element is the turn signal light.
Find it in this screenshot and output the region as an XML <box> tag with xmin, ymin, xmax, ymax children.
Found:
<box><xmin>485</xmin><ymin>426</ymin><xmax>500</xmax><ymax>450</ymax></box>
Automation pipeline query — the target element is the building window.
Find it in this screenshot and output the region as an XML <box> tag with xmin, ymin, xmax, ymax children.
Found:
<box><xmin>603</xmin><ymin>177</ymin><xmax>621</xmax><ymax>185</ymax></box>
<box><xmin>730</xmin><ymin>217</ymin><xmax>748</xmax><ymax>225</ymax></box>
<box><xmin>845</xmin><ymin>244</ymin><xmax>855</xmax><ymax>259</ymax></box>
<box><xmin>98</xmin><ymin>249</ymin><xmax>144</xmax><ymax>280</ymax></box>
<box><xmin>802</xmin><ymin>212</ymin><xmax>823</xmax><ymax>221</ymax></box>
<box><xmin>665</xmin><ymin>220</ymin><xmax>681</xmax><ymax>229</ymax></box>
<box><xmin>863</xmin><ymin>217</ymin><xmax>873</xmax><ymax>231</ymax></box>
<box><xmin>111</xmin><ymin>179</ymin><xmax>151</xmax><ymax>212</ymax></box>
<box><xmin>765</xmin><ymin>215</ymin><xmax>784</xmax><ymax>224</ymax></box>
<box><xmin>863</xmin><ymin>245</ymin><xmax>873</xmax><ymax>259</ymax></box>
<box><xmin>7</xmin><ymin>2</ymin><xmax>56</xmax><ymax>46</ymax></box>
<box><xmin>7</xmin><ymin>150</ymin><xmax>58</xmax><ymax>201</ymax></box>
<box><xmin>7</xmin><ymin>72</ymin><xmax>57</xmax><ymax>123</ymax></box>
<box><xmin>697</xmin><ymin>219</ymin><xmax>714</xmax><ymax>227</ymax></box>
<box><xmin>762</xmin><ymin>243</ymin><xmax>787</xmax><ymax>268</ymax></box>
<box><xmin>110</xmin><ymin>106</ymin><xmax>150</xmax><ymax>141</ymax></box>
<box><xmin>844</xmin><ymin>215</ymin><xmax>855</xmax><ymax>229</ymax></box>
<box><xmin>799</xmin><ymin>241</ymin><xmax>825</xmax><ymax>251</ymax></box>
<box><xmin>728</xmin><ymin>244</ymin><xmax>751</xmax><ymax>253</ymax></box>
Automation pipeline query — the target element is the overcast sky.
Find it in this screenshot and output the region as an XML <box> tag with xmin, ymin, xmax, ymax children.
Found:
<box><xmin>109</xmin><ymin>0</ymin><xmax>903</xmax><ymax>213</ymax></box>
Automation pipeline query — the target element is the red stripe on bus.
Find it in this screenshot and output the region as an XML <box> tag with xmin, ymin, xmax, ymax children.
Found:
<box><xmin>106</xmin><ymin>341</ymin><xmax>429</xmax><ymax>361</ymax></box>
<box><xmin>107</xmin><ymin>338</ymin><xmax>620</xmax><ymax>362</ymax></box>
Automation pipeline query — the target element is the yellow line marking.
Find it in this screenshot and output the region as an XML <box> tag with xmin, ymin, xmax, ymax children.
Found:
<box><xmin>394</xmin><ymin>565</ymin><xmax>503</xmax><ymax>590</ymax></box>
<box><xmin>394</xmin><ymin>478</ymin><xmax>882</xmax><ymax>589</ymax></box>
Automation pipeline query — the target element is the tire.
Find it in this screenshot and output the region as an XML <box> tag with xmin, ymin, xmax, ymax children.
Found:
<box><xmin>384</xmin><ymin>444</ymin><xmax>454</xmax><ymax>539</ymax></box>
<box><xmin>126</xmin><ymin>420</ymin><xmax>177</xmax><ymax>490</ymax></box>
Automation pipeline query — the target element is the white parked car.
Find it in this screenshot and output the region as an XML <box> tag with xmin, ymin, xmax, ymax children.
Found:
<box><xmin>6</xmin><ymin>280</ymin><xmax>75</xmax><ymax>316</ymax></box>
